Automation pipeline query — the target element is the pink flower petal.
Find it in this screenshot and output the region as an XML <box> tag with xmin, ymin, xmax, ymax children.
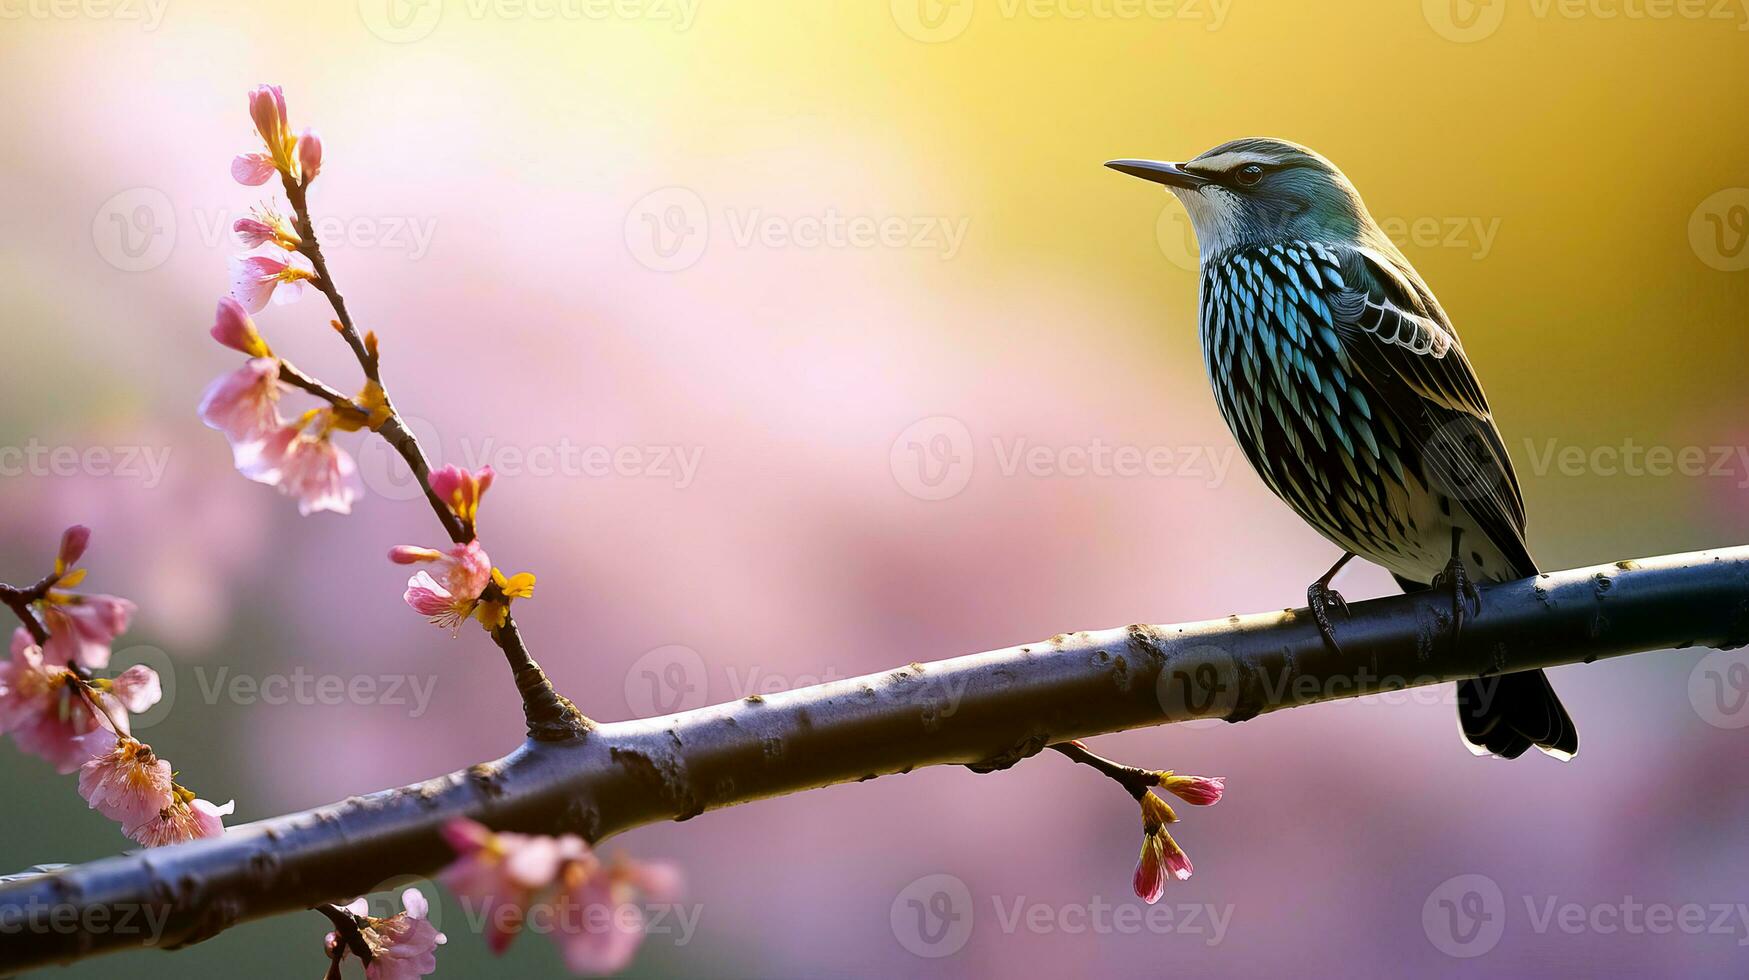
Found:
<box><xmin>110</xmin><ymin>665</ymin><xmax>162</xmax><ymax>714</ymax></box>
<box><xmin>230</xmin><ymin>153</ymin><xmax>276</xmax><ymax>186</ymax></box>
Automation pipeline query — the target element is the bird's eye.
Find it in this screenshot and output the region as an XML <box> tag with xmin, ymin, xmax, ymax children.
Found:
<box><xmin>1235</xmin><ymin>164</ymin><xmax>1265</xmax><ymax>187</ymax></box>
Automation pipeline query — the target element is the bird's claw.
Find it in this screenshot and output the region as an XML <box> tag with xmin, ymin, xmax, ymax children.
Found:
<box><xmin>1431</xmin><ymin>557</ymin><xmax>1482</xmax><ymax>650</ymax></box>
<box><xmin>1307</xmin><ymin>581</ymin><xmax>1349</xmax><ymax>656</ymax></box>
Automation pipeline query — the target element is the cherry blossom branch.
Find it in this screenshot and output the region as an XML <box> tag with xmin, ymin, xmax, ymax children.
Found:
<box><xmin>0</xmin><ymin>573</ymin><xmax>57</xmax><ymax>645</ymax></box>
<box><xmin>270</xmin><ymin>162</ymin><xmax>587</xmax><ymax>742</ymax></box>
<box><xmin>1050</xmin><ymin>740</ymin><xmax>1162</xmax><ymax>799</ymax></box>
<box><xmin>3</xmin><ymin>545</ymin><xmax>1744</xmax><ymax>971</ymax></box>
<box><xmin>273</xmin><ymin>360</ymin><xmax>370</xmax><ymax>425</ymax></box>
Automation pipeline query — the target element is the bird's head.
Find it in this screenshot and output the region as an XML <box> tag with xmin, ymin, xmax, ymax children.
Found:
<box><xmin>1107</xmin><ymin>138</ymin><xmax>1382</xmax><ymax>258</ymax></box>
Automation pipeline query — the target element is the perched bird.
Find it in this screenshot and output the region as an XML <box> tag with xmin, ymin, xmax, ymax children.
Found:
<box><xmin>1107</xmin><ymin>138</ymin><xmax>1576</xmax><ymax>761</ymax></box>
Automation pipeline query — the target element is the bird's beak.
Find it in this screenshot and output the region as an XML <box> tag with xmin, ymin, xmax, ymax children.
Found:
<box><xmin>1104</xmin><ymin>159</ymin><xmax>1208</xmax><ymax>190</ymax></box>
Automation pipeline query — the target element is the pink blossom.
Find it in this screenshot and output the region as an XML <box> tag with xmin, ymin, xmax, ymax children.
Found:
<box><xmin>231</xmin><ymin>207</ymin><xmax>300</xmax><ymax>252</ymax></box>
<box><xmin>231</xmin><ymin>152</ymin><xmax>276</xmax><ymax>186</ymax></box>
<box><xmin>39</xmin><ymin>592</ymin><xmax>137</xmax><ymax>670</ymax></box>
<box><xmin>131</xmin><ymin>795</ymin><xmax>234</xmax><ymax>847</ymax></box>
<box><xmin>439</xmin><ymin>818</ymin><xmax>577</xmax><ymax>954</ymax></box>
<box><xmin>232</xmin><ymin>218</ymin><xmax>275</xmax><ymax>249</ymax></box>
<box><xmin>277</xmin><ymin>431</ymin><xmax>363</xmax><ymax>516</ymax></box>
<box><xmin>109</xmin><ymin>664</ymin><xmax>163</xmax><ymax>714</ymax></box>
<box><xmin>56</xmin><ymin>525</ymin><xmax>91</xmax><ymax>575</ymax></box>
<box><xmin>229</xmin><ymin>250</ymin><xmax>315</xmax><ymax>313</ymax></box>
<box><xmin>393</xmin><ymin>541</ymin><xmax>492</xmax><ymax>630</ymax></box>
<box><xmin>1162</xmin><ymin>773</ymin><xmax>1225</xmax><ymax>806</ymax></box>
<box><xmin>210</xmin><ymin>296</ymin><xmax>272</xmax><ymax>357</ymax></box>
<box><xmin>199</xmin><ymin>358</ymin><xmax>282</xmax><ymax>460</ymax></box>
<box><xmin>550</xmin><ymin>854</ymin><xmax>683</xmax><ymax>975</ymax></box>
<box><xmin>0</xmin><ymin>638</ymin><xmax>109</xmax><ymax>773</ymax></box>
<box><xmin>1133</xmin><ymin>835</ymin><xmax>1167</xmax><ymax>905</ymax></box>
<box><xmin>298</xmin><ymin>128</ymin><xmax>323</xmax><ymax>182</ymax></box>
<box><xmin>77</xmin><ymin>732</ymin><xmax>174</xmax><ymax>836</ymax></box>
<box><xmin>236</xmin><ymin>422</ymin><xmax>300</xmax><ymax>486</ymax></box>
<box><xmin>247</xmin><ymin>84</ymin><xmax>294</xmax><ymax>169</ymax></box>
<box><xmin>1132</xmin><ymin>827</ymin><xmax>1193</xmax><ymax>904</ymax></box>
<box><xmin>427</xmin><ymin>465</ymin><xmax>494</xmax><ymax>524</ymax></box>
<box><xmin>334</xmin><ymin>889</ymin><xmax>447</xmax><ymax>980</ymax></box>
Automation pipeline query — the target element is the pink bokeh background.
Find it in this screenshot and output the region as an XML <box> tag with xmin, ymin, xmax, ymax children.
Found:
<box><xmin>4</xmin><ymin>2</ymin><xmax>1749</xmax><ymax>976</ymax></box>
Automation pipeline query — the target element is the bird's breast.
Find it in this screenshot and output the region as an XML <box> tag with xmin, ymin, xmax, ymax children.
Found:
<box><xmin>1195</xmin><ymin>242</ymin><xmax>1441</xmax><ymax>576</ymax></box>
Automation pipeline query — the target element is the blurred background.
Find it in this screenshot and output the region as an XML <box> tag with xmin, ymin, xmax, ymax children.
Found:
<box><xmin>3</xmin><ymin>0</ymin><xmax>1749</xmax><ymax>976</ymax></box>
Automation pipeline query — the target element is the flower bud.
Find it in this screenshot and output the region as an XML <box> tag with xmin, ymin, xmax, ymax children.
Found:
<box><xmin>298</xmin><ymin>128</ymin><xmax>322</xmax><ymax>181</ymax></box>
<box><xmin>210</xmin><ymin>297</ymin><xmax>272</xmax><ymax>357</ymax></box>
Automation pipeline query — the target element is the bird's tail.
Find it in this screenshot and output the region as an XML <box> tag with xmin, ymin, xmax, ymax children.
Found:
<box><xmin>1455</xmin><ymin>672</ymin><xmax>1578</xmax><ymax>761</ymax></box>
<box><xmin>1395</xmin><ymin>575</ymin><xmax>1579</xmax><ymax>761</ymax></box>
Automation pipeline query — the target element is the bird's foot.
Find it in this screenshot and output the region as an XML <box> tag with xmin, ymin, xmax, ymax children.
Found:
<box><xmin>1430</xmin><ymin>556</ymin><xmax>1482</xmax><ymax>650</ymax></box>
<box><xmin>1306</xmin><ymin>580</ymin><xmax>1350</xmax><ymax>656</ymax></box>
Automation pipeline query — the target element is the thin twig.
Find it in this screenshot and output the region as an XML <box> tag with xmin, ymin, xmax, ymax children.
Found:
<box><xmin>275</xmin><ymin>169</ymin><xmax>586</xmax><ymax>739</ymax></box>
<box><xmin>1050</xmin><ymin>740</ymin><xmax>1161</xmax><ymax>799</ymax></box>
<box><xmin>0</xmin><ymin>572</ymin><xmax>61</xmax><ymax>646</ymax></box>
<box><xmin>276</xmin><ymin>359</ymin><xmax>370</xmax><ymax>424</ymax></box>
<box><xmin>313</xmin><ymin>902</ymin><xmax>373</xmax><ymax>964</ymax></box>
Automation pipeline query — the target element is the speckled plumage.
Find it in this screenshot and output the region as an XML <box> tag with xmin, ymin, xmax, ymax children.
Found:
<box><xmin>1196</xmin><ymin>237</ymin><xmax>1527</xmax><ymax>588</ymax></box>
<box><xmin>1111</xmin><ymin>138</ymin><xmax>1577</xmax><ymax>761</ymax></box>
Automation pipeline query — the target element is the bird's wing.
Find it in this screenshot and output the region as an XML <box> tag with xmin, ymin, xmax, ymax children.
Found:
<box><xmin>1327</xmin><ymin>244</ymin><xmax>1535</xmax><ymax>578</ymax></box>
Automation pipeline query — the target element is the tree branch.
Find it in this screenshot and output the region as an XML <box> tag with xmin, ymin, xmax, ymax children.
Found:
<box><xmin>3</xmin><ymin>546</ymin><xmax>1746</xmax><ymax>971</ymax></box>
<box><xmin>274</xmin><ymin>170</ymin><xmax>587</xmax><ymax>741</ymax></box>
